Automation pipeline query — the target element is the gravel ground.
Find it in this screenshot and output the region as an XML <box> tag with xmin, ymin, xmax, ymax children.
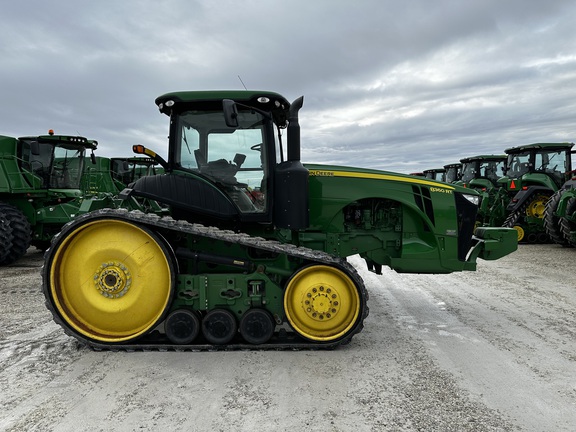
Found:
<box><xmin>0</xmin><ymin>245</ymin><xmax>575</xmax><ymax>431</ymax></box>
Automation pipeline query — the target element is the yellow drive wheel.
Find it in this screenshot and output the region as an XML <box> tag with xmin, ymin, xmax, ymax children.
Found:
<box><xmin>284</xmin><ymin>265</ymin><xmax>360</xmax><ymax>342</ymax></box>
<box><xmin>49</xmin><ymin>218</ymin><xmax>174</xmax><ymax>343</ymax></box>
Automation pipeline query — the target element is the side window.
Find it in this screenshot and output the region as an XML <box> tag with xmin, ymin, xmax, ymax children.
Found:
<box><xmin>176</xmin><ymin>111</ymin><xmax>269</xmax><ymax>214</ymax></box>
<box><xmin>543</xmin><ymin>150</ymin><xmax>567</xmax><ymax>185</ymax></box>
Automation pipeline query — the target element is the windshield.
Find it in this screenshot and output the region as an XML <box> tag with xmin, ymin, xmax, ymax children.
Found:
<box><xmin>19</xmin><ymin>139</ymin><xmax>85</xmax><ymax>189</ymax></box>
<box><xmin>176</xmin><ymin>110</ymin><xmax>271</xmax><ymax>213</ymax></box>
<box><xmin>50</xmin><ymin>144</ymin><xmax>85</xmax><ymax>189</ymax></box>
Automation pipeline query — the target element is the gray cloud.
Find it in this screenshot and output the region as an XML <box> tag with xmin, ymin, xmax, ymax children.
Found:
<box><xmin>1</xmin><ymin>0</ymin><xmax>575</xmax><ymax>174</ymax></box>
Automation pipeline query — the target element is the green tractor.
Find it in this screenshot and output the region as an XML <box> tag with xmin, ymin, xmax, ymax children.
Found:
<box><xmin>443</xmin><ymin>162</ymin><xmax>462</xmax><ymax>184</ymax></box>
<box><xmin>423</xmin><ymin>168</ymin><xmax>446</xmax><ymax>182</ymax></box>
<box><xmin>0</xmin><ymin>131</ymin><xmax>100</xmax><ymax>264</ymax></box>
<box><xmin>491</xmin><ymin>142</ymin><xmax>574</xmax><ymax>243</ymax></box>
<box><xmin>43</xmin><ymin>90</ymin><xmax>517</xmax><ymax>350</ymax></box>
<box><xmin>456</xmin><ymin>155</ymin><xmax>507</xmax><ymax>226</ymax></box>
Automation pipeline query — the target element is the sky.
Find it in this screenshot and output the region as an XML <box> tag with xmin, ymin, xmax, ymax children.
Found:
<box><xmin>2</xmin><ymin>0</ymin><xmax>576</xmax><ymax>174</ymax></box>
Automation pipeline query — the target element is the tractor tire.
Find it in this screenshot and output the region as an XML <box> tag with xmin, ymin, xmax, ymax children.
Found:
<box><xmin>0</xmin><ymin>211</ymin><xmax>13</xmax><ymax>264</ymax></box>
<box><xmin>0</xmin><ymin>203</ymin><xmax>32</xmax><ymax>265</ymax></box>
<box><xmin>559</xmin><ymin>197</ymin><xmax>576</xmax><ymax>247</ymax></box>
<box><xmin>544</xmin><ymin>190</ymin><xmax>570</xmax><ymax>247</ymax></box>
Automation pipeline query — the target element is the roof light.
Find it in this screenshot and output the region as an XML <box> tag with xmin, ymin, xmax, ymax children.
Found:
<box><xmin>257</xmin><ymin>97</ymin><xmax>270</xmax><ymax>104</ymax></box>
<box><xmin>48</xmin><ymin>129</ymin><xmax>54</xmax><ymax>135</ymax></box>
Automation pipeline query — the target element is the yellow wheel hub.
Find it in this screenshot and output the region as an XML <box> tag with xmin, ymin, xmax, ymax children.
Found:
<box><xmin>49</xmin><ymin>218</ymin><xmax>173</xmax><ymax>343</ymax></box>
<box><xmin>284</xmin><ymin>265</ymin><xmax>360</xmax><ymax>342</ymax></box>
<box><xmin>94</xmin><ymin>262</ymin><xmax>132</xmax><ymax>298</ymax></box>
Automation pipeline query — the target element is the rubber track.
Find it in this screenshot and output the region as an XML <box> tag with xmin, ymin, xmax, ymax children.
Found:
<box><xmin>42</xmin><ymin>208</ymin><xmax>370</xmax><ymax>351</ymax></box>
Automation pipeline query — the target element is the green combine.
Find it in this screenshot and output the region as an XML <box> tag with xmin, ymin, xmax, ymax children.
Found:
<box><xmin>0</xmin><ymin>131</ymin><xmax>100</xmax><ymax>263</ymax></box>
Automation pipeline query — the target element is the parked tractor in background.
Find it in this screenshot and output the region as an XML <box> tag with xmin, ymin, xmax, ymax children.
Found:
<box><xmin>457</xmin><ymin>155</ymin><xmax>507</xmax><ymax>190</ymax></box>
<box><xmin>81</xmin><ymin>156</ymin><xmax>161</xmax><ymax>197</ymax></box>
<box><xmin>490</xmin><ymin>143</ymin><xmax>573</xmax><ymax>243</ymax></box>
<box><xmin>43</xmin><ymin>90</ymin><xmax>517</xmax><ymax>351</ymax></box>
<box><xmin>443</xmin><ymin>163</ymin><xmax>462</xmax><ymax>183</ymax></box>
<box><xmin>456</xmin><ymin>155</ymin><xmax>507</xmax><ymax>227</ymax></box>
<box><xmin>0</xmin><ymin>131</ymin><xmax>101</xmax><ymax>264</ymax></box>
<box><xmin>423</xmin><ymin>168</ymin><xmax>446</xmax><ymax>182</ymax></box>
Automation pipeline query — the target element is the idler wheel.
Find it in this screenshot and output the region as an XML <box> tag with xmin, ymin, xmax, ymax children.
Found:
<box><xmin>239</xmin><ymin>309</ymin><xmax>275</xmax><ymax>344</ymax></box>
<box><xmin>165</xmin><ymin>309</ymin><xmax>200</xmax><ymax>344</ymax></box>
<box><xmin>202</xmin><ymin>309</ymin><xmax>237</xmax><ymax>344</ymax></box>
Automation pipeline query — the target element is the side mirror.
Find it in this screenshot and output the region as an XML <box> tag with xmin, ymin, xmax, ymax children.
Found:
<box><xmin>233</xmin><ymin>153</ymin><xmax>246</xmax><ymax>168</ymax></box>
<box><xmin>223</xmin><ymin>99</ymin><xmax>239</xmax><ymax>128</ymax></box>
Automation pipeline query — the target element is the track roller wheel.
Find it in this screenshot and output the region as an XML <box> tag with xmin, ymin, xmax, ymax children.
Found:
<box><xmin>47</xmin><ymin>218</ymin><xmax>175</xmax><ymax>343</ymax></box>
<box><xmin>202</xmin><ymin>309</ymin><xmax>237</xmax><ymax>344</ymax></box>
<box><xmin>284</xmin><ymin>264</ymin><xmax>360</xmax><ymax>342</ymax></box>
<box><xmin>512</xmin><ymin>225</ymin><xmax>525</xmax><ymax>242</ymax></box>
<box><xmin>239</xmin><ymin>309</ymin><xmax>275</xmax><ymax>344</ymax></box>
<box><xmin>165</xmin><ymin>309</ymin><xmax>200</xmax><ymax>344</ymax></box>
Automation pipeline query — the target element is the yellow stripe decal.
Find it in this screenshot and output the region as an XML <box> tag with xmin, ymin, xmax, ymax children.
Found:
<box><xmin>308</xmin><ymin>169</ymin><xmax>455</xmax><ymax>190</ymax></box>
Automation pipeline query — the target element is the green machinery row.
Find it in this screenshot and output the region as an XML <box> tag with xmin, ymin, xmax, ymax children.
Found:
<box><xmin>418</xmin><ymin>143</ymin><xmax>576</xmax><ymax>245</ymax></box>
<box><xmin>0</xmin><ymin>131</ymin><xmax>161</xmax><ymax>264</ymax></box>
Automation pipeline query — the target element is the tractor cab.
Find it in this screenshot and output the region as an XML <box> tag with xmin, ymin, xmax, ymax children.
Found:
<box><xmin>18</xmin><ymin>131</ymin><xmax>97</xmax><ymax>192</ymax></box>
<box><xmin>499</xmin><ymin>143</ymin><xmax>573</xmax><ymax>193</ymax></box>
<box><xmin>458</xmin><ymin>155</ymin><xmax>507</xmax><ymax>190</ymax></box>
<box><xmin>129</xmin><ymin>90</ymin><xmax>308</xmax><ymax>229</ymax></box>
<box><xmin>111</xmin><ymin>157</ymin><xmax>159</xmax><ymax>186</ymax></box>
<box><xmin>423</xmin><ymin>168</ymin><xmax>446</xmax><ymax>182</ymax></box>
<box><xmin>443</xmin><ymin>163</ymin><xmax>462</xmax><ymax>183</ymax></box>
